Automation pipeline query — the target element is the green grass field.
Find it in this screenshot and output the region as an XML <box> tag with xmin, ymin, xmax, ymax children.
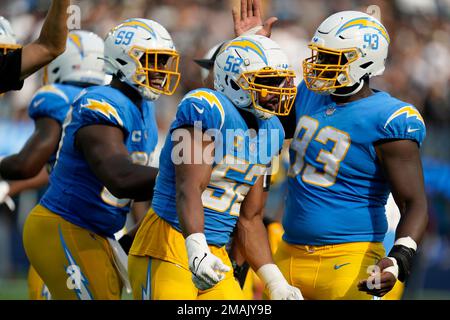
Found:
<box><xmin>0</xmin><ymin>278</ymin><xmax>133</xmax><ymax>300</ymax></box>
<box><xmin>1</xmin><ymin>277</ymin><xmax>450</xmax><ymax>300</ymax></box>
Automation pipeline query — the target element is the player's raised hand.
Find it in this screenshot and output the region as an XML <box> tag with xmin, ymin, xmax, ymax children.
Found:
<box><xmin>232</xmin><ymin>0</ymin><xmax>278</xmax><ymax>37</ymax></box>
<box><xmin>357</xmin><ymin>257</ymin><xmax>398</xmax><ymax>297</ymax></box>
<box><xmin>186</xmin><ymin>233</ymin><xmax>231</xmax><ymax>291</ymax></box>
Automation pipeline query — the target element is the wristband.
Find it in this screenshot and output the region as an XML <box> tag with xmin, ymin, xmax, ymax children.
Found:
<box><xmin>242</xmin><ymin>25</ymin><xmax>263</xmax><ymax>36</ymax></box>
<box><xmin>256</xmin><ymin>263</ymin><xmax>285</xmax><ymax>286</ymax></box>
<box><xmin>394</xmin><ymin>236</ymin><xmax>417</xmax><ymax>251</ymax></box>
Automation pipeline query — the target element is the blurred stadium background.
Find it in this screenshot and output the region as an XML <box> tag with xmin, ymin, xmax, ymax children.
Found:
<box><xmin>0</xmin><ymin>0</ymin><xmax>449</xmax><ymax>299</ymax></box>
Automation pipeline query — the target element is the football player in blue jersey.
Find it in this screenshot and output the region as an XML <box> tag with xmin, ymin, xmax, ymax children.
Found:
<box><xmin>21</xmin><ymin>19</ymin><xmax>181</xmax><ymax>300</ymax></box>
<box><xmin>234</xmin><ymin>0</ymin><xmax>428</xmax><ymax>299</ymax></box>
<box><xmin>129</xmin><ymin>34</ymin><xmax>302</xmax><ymax>300</ymax></box>
<box><xmin>0</xmin><ymin>30</ymin><xmax>105</xmax><ymax>300</ymax></box>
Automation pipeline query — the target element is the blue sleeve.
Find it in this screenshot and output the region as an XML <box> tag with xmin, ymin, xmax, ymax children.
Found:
<box><xmin>74</xmin><ymin>93</ymin><xmax>125</xmax><ymax>130</ymax></box>
<box><xmin>380</xmin><ymin>105</ymin><xmax>426</xmax><ymax>147</ymax></box>
<box><xmin>170</xmin><ymin>90</ymin><xmax>225</xmax><ymax>132</ymax></box>
<box><xmin>28</xmin><ymin>88</ymin><xmax>70</xmax><ymax>124</ymax></box>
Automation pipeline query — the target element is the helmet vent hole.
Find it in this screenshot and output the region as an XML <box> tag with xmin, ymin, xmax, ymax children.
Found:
<box><xmin>52</xmin><ymin>68</ymin><xmax>59</xmax><ymax>74</ymax></box>
<box><xmin>360</xmin><ymin>62</ymin><xmax>373</xmax><ymax>69</ymax></box>
<box><xmin>230</xmin><ymin>79</ymin><xmax>240</xmax><ymax>91</ymax></box>
<box><xmin>116</xmin><ymin>58</ymin><xmax>128</xmax><ymax>66</ymax></box>
<box><xmin>338</xmin><ymin>35</ymin><xmax>346</xmax><ymax>39</ymax></box>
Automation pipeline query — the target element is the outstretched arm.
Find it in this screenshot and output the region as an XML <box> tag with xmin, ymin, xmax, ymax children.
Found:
<box><xmin>7</xmin><ymin>168</ymin><xmax>49</xmax><ymax>197</ymax></box>
<box><xmin>21</xmin><ymin>0</ymin><xmax>70</xmax><ymax>80</ymax></box>
<box><xmin>358</xmin><ymin>139</ymin><xmax>428</xmax><ymax>297</ymax></box>
<box><xmin>232</xmin><ymin>0</ymin><xmax>278</xmax><ymax>37</ymax></box>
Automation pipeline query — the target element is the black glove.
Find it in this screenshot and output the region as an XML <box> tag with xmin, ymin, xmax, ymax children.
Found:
<box><xmin>118</xmin><ymin>234</ymin><xmax>134</xmax><ymax>255</ymax></box>
<box><xmin>231</xmin><ymin>259</ymin><xmax>250</xmax><ymax>289</ymax></box>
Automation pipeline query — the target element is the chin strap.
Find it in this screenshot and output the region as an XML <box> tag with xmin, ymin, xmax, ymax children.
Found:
<box><xmin>331</xmin><ymin>80</ymin><xmax>365</xmax><ymax>97</ymax></box>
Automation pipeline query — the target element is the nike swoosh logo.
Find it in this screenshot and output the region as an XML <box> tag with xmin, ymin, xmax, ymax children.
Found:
<box><xmin>33</xmin><ymin>97</ymin><xmax>45</xmax><ymax>108</ymax></box>
<box><xmin>192</xmin><ymin>252</ymin><xmax>208</xmax><ymax>275</ymax></box>
<box><xmin>334</xmin><ymin>263</ymin><xmax>351</xmax><ymax>270</ymax></box>
<box><xmin>192</xmin><ymin>103</ymin><xmax>204</xmax><ymax>114</ymax></box>
<box><xmin>407</xmin><ymin>127</ymin><xmax>420</xmax><ymax>133</ymax></box>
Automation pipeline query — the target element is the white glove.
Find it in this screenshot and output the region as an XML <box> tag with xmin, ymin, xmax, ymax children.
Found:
<box><xmin>185</xmin><ymin>233</ymin><xmax>230</xmax><ymax>291</ymax></box>
<box><xmin>257</xmin><ymin>264</ymin><xmax>304</xmax><ymax>300</ymax></box>
<box><xmin>0</xmin><ymin>181</ymin><xmax>10</xmax><ymax>204</ymax></box>
<box><xmin>0</xmin><ymin>181</ymin><xmax>15</xmax><ymax>211</ymax></box>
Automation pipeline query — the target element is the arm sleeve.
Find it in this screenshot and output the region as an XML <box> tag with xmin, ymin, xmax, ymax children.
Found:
<box><xmin>0</xmin><ymin>49</ymin><xmax>24</xmax><ymax>93</ymax></box>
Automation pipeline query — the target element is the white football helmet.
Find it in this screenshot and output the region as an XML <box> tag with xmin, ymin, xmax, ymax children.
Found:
<box><xmin>103</xmin><ymin>18</ymin><xmax>181</xmax><ymax>101</ymax></box>
<box><xmin>214</xmin><ymin>35</ymin><xmax>296</xmax><ymax>119</ymax></box>
<box><xmin>303</xmin><ymin>11</ymin><xmax>390</xmax><ymax>96</ymax></box>
<box><xmin>44</xmin><ymin>30</ymin><xmax>105</xmax><ymax>86</ymax></box>
<box><xmin>0</xmin><ymin>16</ymin><xmax>21</xmax><ymax>55</ymax></box>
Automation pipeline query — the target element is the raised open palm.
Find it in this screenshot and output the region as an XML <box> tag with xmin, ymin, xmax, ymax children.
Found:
<box><xmin>232</xmin><ymin>0</ymin><xmax>278</xmax><ymax>37</ymax></box>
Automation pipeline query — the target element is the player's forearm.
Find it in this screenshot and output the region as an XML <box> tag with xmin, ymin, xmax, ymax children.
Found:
<box><xmin>0</xmin><ymin>154</ymin><xmax>45</xmax><ymax>180</ymax></box>
<box><xmin>38</xmin><ymin>0</ymin><xmax>69</xmax><ymax>56</ymax></box>
<box><xmin>176</xmin><ymin>186</ymin><xmax>205</xmax><ymax>238</ymax></box>
<box><xmin>105</xmin><ymin>163</ymin><xmax>157</xmax><ymax>200</ymax></box>
<box><xmin>21</xmin><ymin>0</ymin><xmax>69</xmax><ymax>79</ymax></box>
<box><xmin>395</xmin><ymin>195</ymin><xmax>428</xmax><ymax>244</ymax></box>
<box><xmin>7</xmin><ymin>168</ymin><xmax>49</xmax><ymax>197</ymax></box>
<box><xmin>236</xmin><ymin>214</ymin><xmax>274</xmax><ymax>271</ymax></box>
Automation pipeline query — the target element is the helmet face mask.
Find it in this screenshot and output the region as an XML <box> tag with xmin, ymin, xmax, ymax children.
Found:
<box><xmin>130</xmin><ymin>47</ymin><xmax>180</xmax><ymax>97</ymax></box>
<box><xmin>303</xmin><ymin>44</ymin><xmax>359</xmax><ymax>94</ymax></box>
<box><xmin>239</xmin><ymin>67</ymin><xmax>296</xmax><ymax>117</ymax></box>
<box><xmin>214</xmin><ymin>35</ymin><xmax>297</xmax><ymax>119</ymax></box>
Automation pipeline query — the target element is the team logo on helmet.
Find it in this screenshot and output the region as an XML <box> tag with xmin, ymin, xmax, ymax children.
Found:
<box><xmin>336</xmin><ymin>17</ymin><xmax>390</xmax><ymax>43</ymax></box>
<box><xmin>224</xmin><ymin>38</ymin><xmax>268</xmax><ymax>65</ymax></box>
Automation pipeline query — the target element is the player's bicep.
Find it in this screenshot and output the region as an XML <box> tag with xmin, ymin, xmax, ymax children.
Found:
<box><xmin>174</xmin><ymin>126</ymin><xmax>214</xmax><ymax>193</ymax></box>
<box><xmin>375</xmin><ymin>139</ymin><xmax>426</xmax><ymax>211</ymax></box>
<box><xmin>26</xmin><ymin>117</ymin><xmax>61</xmax><ymax>154</ymax></box>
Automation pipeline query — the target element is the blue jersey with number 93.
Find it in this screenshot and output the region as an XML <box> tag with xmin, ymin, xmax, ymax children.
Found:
<box><xmin>285</xmin><ymin>82</ymin><xmax>426</xmax><ymax>245</ymax></box>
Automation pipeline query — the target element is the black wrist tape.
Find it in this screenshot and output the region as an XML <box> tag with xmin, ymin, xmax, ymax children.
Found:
<box><xmin>388</xmin><ymin>245</ymin><xmax>415</xmax><ymax>282</ymax></box>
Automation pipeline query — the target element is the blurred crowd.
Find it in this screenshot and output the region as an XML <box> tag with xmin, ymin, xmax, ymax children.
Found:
<box><xmin>0</xmin><ymin>0</ymin><xmax>449</xmax><ymax>298</ymax></box>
